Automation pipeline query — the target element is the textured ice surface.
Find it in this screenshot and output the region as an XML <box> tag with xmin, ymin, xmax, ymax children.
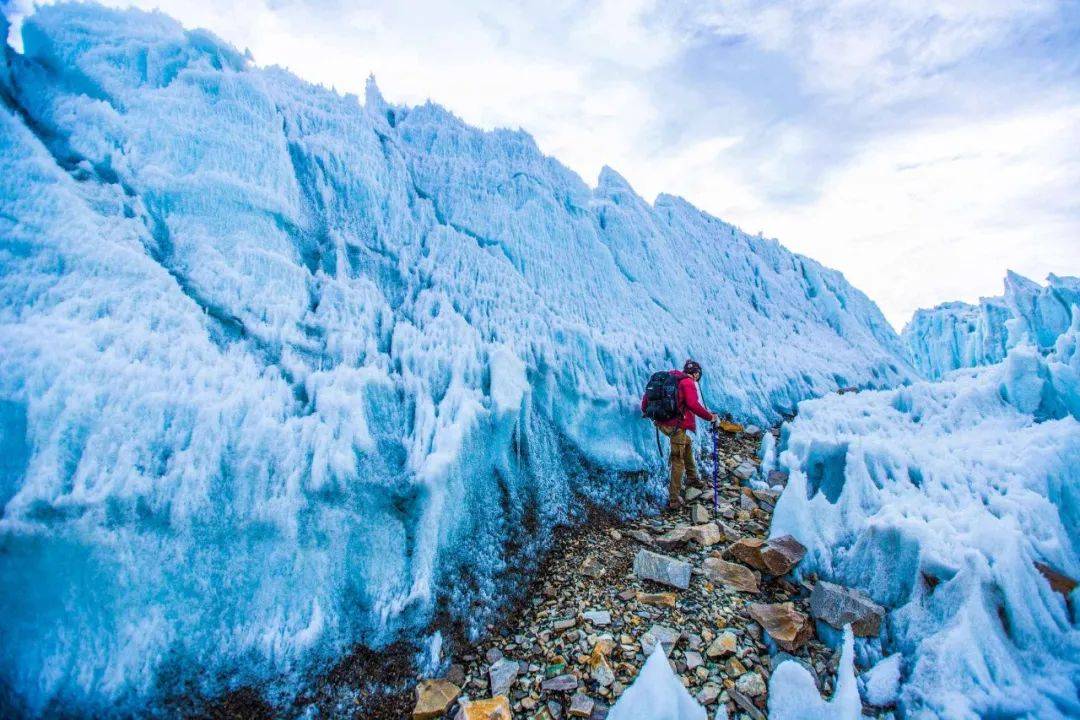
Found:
<box><xmin>0</xmin><ymin>4</ymin><xmax>913</xmax><ymax>714</ymax></box>
<box><xmin>608</xmin><ymin>646</ymin><xmax>707</xmax><ymax>720</ymax></box>
<box><xmin>902</xmin><ymin>272</ymin><xmax>1080</xmax><ymax>379</ymax></box>
<box><xmin>768</xmin><ymin>627</ymin><xmax>861</xmax><ymax>720</ymax></box>
<box><xmin>773</xmin><ymin>299</ymin><xmax>1080</xmax><ymax>717</ymax></box>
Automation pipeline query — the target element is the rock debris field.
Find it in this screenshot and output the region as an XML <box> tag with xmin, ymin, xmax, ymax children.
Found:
<box><xmin>412</xmin><ymin>426</ymin><xmax>888</xmax><ymax>720</ymax></box>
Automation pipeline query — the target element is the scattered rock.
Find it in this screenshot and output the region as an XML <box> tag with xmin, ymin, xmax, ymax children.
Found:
<box><xmin>633</xmin><ymin>549</ymin><xmax>691</xmax><ymax>590</ymax></box>
<box><xmin>733</xmin><ymin>461</ymin><xmax>756</xmax><ymax>481</ymax></box>
<box><xmin>617</xmin><ymin>588</ymin><xmax>637</xmax><ymax>601</ymax></box>
<box><xmin>640</xmin><ymin>624</ymin><xmax>680</xmax><ymax>656</ymax></box>
<box><xmin>736</xmin><ymin>672</ymin><xmax>766</xmax><ymax>697</ymax></box>
<box><xmin>743</xmin><ymin>424</ymin><xmax>762</xmax><ymax>437</ymax></box>
<box><xmin>684</xmin><ymin>651</ymin><xmax>704</xmax><ymax>670</ymax></box>
<box><xmin>462</xmin><ymin>696</ymin><xmax>512</xmax><ymax>720</ymax></box>
<box><xmin>696</xmin><ymin>683</ymin><xmax>722</xmax><ymax>705</ymax></box>
<box><xmin>730</xmin><ymin>688</ymin><xmax>767</xmax><ymax>720</ymax></box>
<box><xmin>579</xmin><ymin>556</ymin><xmax>605</xmax><ymax>578</ymax></box>
<box><xmin>654</xmin><ymin>526</ymin><xmax>692</xmax><ymax>551</ymax></box>
<box><xmin>636</xmin><ymin>591</ymin><xmax>677</xmax><ymax>608</ymax></box>
<box><xmin>727</xmin><ymin>538</ymin><xmax>767</xmax><ymax>570</ymax></box>
<box><xmin>412</xmin><ymin>679</ymin><xmax>461</xmax><ymax>720</ymax></box>
<box><xmin>444</xmin><ymin>664</ymin><xmax>466</xmax><ymax>687</ymax></box>
<box><xmin>718</xmin><ymin>420</ymin><xmax>743</xmax><ymax>433</ymax></box>
<box><xmin>568</xmin><ymin>693</ymin><xmax>594</xmax><ymax>717</ymax></box>
<box><xmin>760</xmin><ymin>535</ymin><xmax>807</xmax><ymax>576</ymax></box>
<box><xmin>690</xmin><ymin>504</ymin><xmax>710</xmax><ymax>524</ymax></box>
<box><xmin>685</xmin><ymin>487</ymin><xmax>704</xmax><ymax>502</ymax></box>
<box><xmin>626</xmin><ymin>529</ymin><xmax>653</xmax><ymax>545</ymax></box>
<box><xmin>608</xmin><ymin>529</ymin><xmax>622</xmax><ymax>541</ymax></box>
<box><xmin>749</xmin><ymin>602</ymin><xmax>814</xmax><ymax>652</ymax></box>
<box><xmin>582</xmin><ymin>610</ymin><xmax>611</xmax><ymax>626</ymax></box>
<box><xmin>706</xmin><ymin>631</ymin><xmax>737</xmax><ymax>658</ymax></box>
<box><xmin>809</xmin><ymin>581</ymin><xmax>885</xmax><ymax>637</ymax></box>
<box><xmin>767</xmin><ymin>469</ymin><xmax>789</xmax><ymax>487</ymax></box>
<box><xmin>589</xmin><ymin>654</ymin><xmax>615</xmax><ymax>687</ymax></box>
<box><xmin>687</xmin><ymin>523</ymin><xmax>723</xmax><ymax>546</ymax></box>
<box><xmin>542</xmin><ymin>674</ymin><xmax>579</xmax><ymax>692</ymax></box>
<box><xmin>703</xmin><ymin>557</ymin><xmax>760</xmax><ymax>593</ymax></box>
<box><xmin>553</xmin><ymin>618</ymin><xmax>577</xmax><ymax>631</ymax></box>
<box><xmin>485</xmin><ymin>648</ymin><xmax>504</xmax><ymax>665</ymax></box>
<box><xmin>1035</xmin><ymin>562</ymin><xmax>1078</xmax><ymax>598</ymax></box>
<box><xmin>488</xmin><ymin>658</ymin><xmax>518</xmax><ymax>697</ymax></box>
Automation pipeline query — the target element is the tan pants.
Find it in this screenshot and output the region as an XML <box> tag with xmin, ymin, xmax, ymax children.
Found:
<box><xmin>659</xmin><ymin>426</ymin><xmax>699</xmax><ymax>506</ymax></box>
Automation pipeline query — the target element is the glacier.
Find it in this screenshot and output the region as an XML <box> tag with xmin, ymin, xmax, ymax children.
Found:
<box><xmin>901</xmin><ymin>272</ymin><xmax>1080</xmax><ymax>379</ymax></box>
<box><xmin>0</xmin><ymin>3</ymin><xmax>915</xmax><ymax>715</ymax></box>
<box><xmin>773</xmin><ymin>278</ymin><xmax>1080</xmax><ymax>717</ymax></box>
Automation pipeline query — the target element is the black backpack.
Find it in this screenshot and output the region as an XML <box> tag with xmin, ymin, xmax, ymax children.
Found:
<box><xmin>642</xmin><ymin>371</ymin><xmax>683</xmax><ymax>423</ymax></box>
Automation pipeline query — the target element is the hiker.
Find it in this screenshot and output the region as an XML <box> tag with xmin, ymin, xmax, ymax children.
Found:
<box><xmin>640</xmin><ymin>360</ymin><xmax>721</xmax><ymax>509</ymax></box>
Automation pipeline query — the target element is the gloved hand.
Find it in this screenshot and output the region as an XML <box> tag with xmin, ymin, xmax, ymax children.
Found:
<box><xmin>710</xmin><ymin>415</ymin><xmax>722</xmax><ymax>429</ymax></box>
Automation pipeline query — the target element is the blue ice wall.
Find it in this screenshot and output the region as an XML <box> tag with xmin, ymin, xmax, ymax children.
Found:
<box><xmin>0</xmin><ymin>4</ymin><xmax>913</xmax><ymax>714</ymax></box>
<box><xmin>902</xmin><ymin>272</ymin><xmax>1080</xmax><ymax>379</ymax></box>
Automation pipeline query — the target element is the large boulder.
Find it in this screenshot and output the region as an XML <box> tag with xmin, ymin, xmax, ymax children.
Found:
<box><xmin>809</xmin><ymin>580</ymin><xmax>885</xmax><ymax>637</ymax></box>
<box><xmin>634</xmin><ymin>549</ymin><xmax>691</xmax><ymax>589</ymax></box>
<box><xmin>749</xmin><ymin>602</ymin><xmax>814</xmax><ymax>652</ymax></box>
<box><xmin>703</xmin><ymin>557</ymin><xmax>760</xmax><ymax>593</ymax></box>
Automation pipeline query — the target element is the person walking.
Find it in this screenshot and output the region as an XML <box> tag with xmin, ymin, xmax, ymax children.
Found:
<box><xmin>641</xmin><ymin>360</ymin><xmax>720</xmax><ymax>509</ymax></box>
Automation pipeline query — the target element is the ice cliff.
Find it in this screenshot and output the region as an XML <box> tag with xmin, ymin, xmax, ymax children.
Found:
<box><xmin>0</xmin><ymin>4</ymin><xmax>913</xmax><ymax>715</ymax></box>
<box><xmin>902</xmin><ymin>272</ymin><xmax>1080</xmax><ymax>379</ymax></box>
<box><xmin>773</xmin><ymin>276</ymin><xmax>1080</xmax><ymax>716</ymax></box>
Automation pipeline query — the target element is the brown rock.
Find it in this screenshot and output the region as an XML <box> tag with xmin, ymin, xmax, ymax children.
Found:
<box><xmin>413</xmin><ymin>679</ymin><xmax>461</xmax><ymax>720</ymax></box>
<box><xmin>809</xmin><ymin>580</ymin><xmax>885</xmax><ymax>637</ymax></box>
<box><xmin>748</xmin><ymin>602</ymin><xmax>813</xmax><ymax>652</ymax></box>
<box><xmin>760</xmin><ymin>535</ymin><xmax>807</xmax><ymax>576</ymax></box>
<box><xmin>462</xmin><ymin>696</ymin><xmax>512</xmax><ymax>720</ymax></box>
<box><xmin>727</xmin><ymin>538</ymin><xmax>768</xmax><ymax>571</ymax></box>
<box><xmin>687</xmin><ymin>523</ymin><xmax>724</xmax><ymax>546</ymax></box>
<box><xmin>703</xmin><ymin>557</ymin><xmax>760</xmax><ymax>593</ymax></box>
<box><xmin>706</xmin><ymin>630</ymin><xmax>737</xmax><ymax>658</ymax></box>
<box><xmin>1036</xmin><ymin>562</ymin><xmax>1078</xmax><ymax>598</ymax></box>
<box><xmin>637</xmin><ymin>591</ymin><xmax>677</xmax><ymax>608</ymax></box>
<box><xmin>654</xmin><ymin>526</ymin><xmax>692</xmax><ymax>550</ymax></box>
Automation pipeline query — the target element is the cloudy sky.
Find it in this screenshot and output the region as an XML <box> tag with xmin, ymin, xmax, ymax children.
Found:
<box><xmin>12</xmin><ymin>0</ymin><xmax>1080</xmax><ymax>326</ymax></box>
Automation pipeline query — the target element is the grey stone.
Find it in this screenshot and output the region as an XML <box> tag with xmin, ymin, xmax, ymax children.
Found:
<box><xmin>488</xmin><ymin>658</ymin><xmax>518</xmax><ymax>697</ymax></box>
<box><xmin>640</xmin><ymin>624</ymin><xmax>681</xmax><ymax>656</ymax></box>
<box><xmin>733</xmin><ymin>461</ymin><xmax>757</xmax><ymax>481</ymax></box>
<box><xmin>736</xmin><ymin>672</ymin><xmax>766</xmax><ymax>697</ymax></box>
<box><xmin>582</xmin><ymin>610</ymin><xmax>611</xmax><ymax>626</ymax></box>
<box><xmin>684</xmin><ymin>650</ymin><xmax>704</xmax><ymax>670</ymax></box>
<box><xmin>696</xmin><ymin>683</ymin><xmax>722</xmax><ymax>705</ymax></box>
<box><xmin>633</xmin><ymin>549</ymin><xmax>691</xmax><ymax>590</ymax></box>
<box><xmin>690</xmin><ymin>503</ymin><xmax>710</xmax><ymax>524</ymax></box>
<box><xmin>730</xmin><ymin>688</ymin><xmax>767</xmax><ymax>720</ymax></box>
<box><xmin>569</xmin><ymin>693</ymin><xmax>594</xmax><ymax>717</ymax></box>
<box><xmin>744</xmin><ymin>424</ymin><xmax>762</xmax><ymax>437</ymax></box>
<box><xmin>809</xmin><ymin>580</ymin><xmax>885</xmax><ymax>637</ymax></box>
<box><xmin>542</xmin><ymin>674</ymin><xmax>579</xmax><ymax>692</ymax></box>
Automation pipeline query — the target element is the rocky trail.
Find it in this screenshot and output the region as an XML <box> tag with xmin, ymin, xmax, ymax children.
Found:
<box><xmin>411</xmin><ymin>426</ymin><xmax>888</xmax><ymax>720</ymax></box>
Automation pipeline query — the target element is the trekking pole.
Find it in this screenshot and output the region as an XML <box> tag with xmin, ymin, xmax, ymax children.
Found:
<box><xmin>711</xmin><ymin>426</ymin><xmax>720</xmax><ymax>515</ymax></box>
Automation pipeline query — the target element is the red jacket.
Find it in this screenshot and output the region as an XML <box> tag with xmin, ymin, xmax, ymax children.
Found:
<box><xmin>641</xmin><ymin>371</ymin><xmax>715</xmax><ymax>432</ymax></box>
